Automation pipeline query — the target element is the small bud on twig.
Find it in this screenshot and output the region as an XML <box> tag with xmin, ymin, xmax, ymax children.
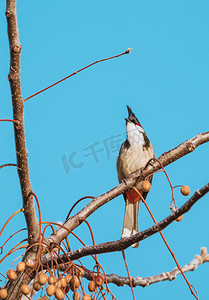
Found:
<box><xmin>125</xmin><ymin>48</ymin><xmax>132</xmax><ymax>54</ymax></box>
<box><xmin>201</xmin><ymin>247</ymin><xmax>207</xmax><ymax>257</ymax></box>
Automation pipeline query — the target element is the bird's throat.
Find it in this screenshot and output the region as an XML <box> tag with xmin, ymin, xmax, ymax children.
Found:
<box><xmin>126</xmin><ymin>123</ymin><xmax>145</xmax><ymax>146</ymax></box>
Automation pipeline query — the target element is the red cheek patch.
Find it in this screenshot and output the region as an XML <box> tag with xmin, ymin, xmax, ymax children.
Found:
<box><xmin>126</xmin><ymin>190</ymin><xmax>142</xmax><ymax>204</ymax></box>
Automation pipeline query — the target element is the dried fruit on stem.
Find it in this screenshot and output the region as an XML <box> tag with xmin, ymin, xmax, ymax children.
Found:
<box><xmin>88</xmin><ymin>280</ymin><xmax>96</xmax><ymax>292</ymax></box>
<box><xmin>95</xmin><ymin>275</ymin><xmax>104</xmax><ymax>286</ymax></box>
<box><xmin>55</xmin><ymin>288</ymin><xmax>64</xmax><ymax>300</ymax></box>
<box><xmin>176</xmin><ymin>215</ymin><xmax>183</xmax><ymax>222</ymax></box>
<box><xmin>46</xmin><ymin>284</ymin><xmax>56</xmax><ymax>296</ymax></box>
<box><xmin>16</xmin><ymin>262</ymin><xmax>25</xmax><ymax>272</ymax></box>
<box><xmin>73</xmin><ymin>291</ymin><xmax>81</xmax><ymax>300</ymax></box>
<box><xmin>70</xmin><ymin>275</ymin><xmax>80</xmax><ymax>291</ymax></box>
<box><xmin>48</xmin><ymin>275</ymin><xmax>57</xmax><ymax>285</ymax></box>
<box><xmin>6</xmin><ymin>269</ymin><xmax>17</xmax><ymax>281</ymax></box>
<box><xmin>20</xmin><ymin>284</ymin><xmax>30</xmax><ymax>295</ymax></box>
<box><xmin>33</xmin><ymin>281</ymin><xmax>42</xmax><ymax>291</ymax></box>
<box><xmin>83</xmin><ymin>294</ymin><xmax>92</xmax><ymax>300</ymax></box>
<box><xmin>0</xmin><ymin>289</ymin><xmax>8</xmax><ymax>299</ymax></box>
<box><xmin>181</xmin><ymin>186</ymin><xmax>191</xmax><ymax>196</ymax></box>
<box><xmin>142</xmin><ymin>180</ymin><xmax>151</xmax><ymax>192</ymax></box>
<box><xmin>37</xmin><ymin>273</ymin><xmax>48</xmax><ymax>285</ymax></box>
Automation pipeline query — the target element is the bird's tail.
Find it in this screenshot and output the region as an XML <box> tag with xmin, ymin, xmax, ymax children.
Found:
<box><xmin>121</xmin><ymin>200</ymin><xmax>139</xmax><ymax>248</ymax></box>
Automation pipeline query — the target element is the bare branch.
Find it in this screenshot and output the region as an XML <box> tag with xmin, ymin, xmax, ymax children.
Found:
<box><xmin>6</xmin><ymin>0</ymin><xmax>38</xmax><ymax>245</ymax></box>
<box><xmin>45</xmin><ymin>183</ymin><xmax>209</xmax><ymax>263</ymax></box>
<box><xmin>48</xmin><ymin>132</ymin><xmax>209</xmax><ymax>246</ymax></box>
<box><xmin>5</xmin><ymin>1</ymin><xmax>40</xmax><ymax>298</ymax></box>
<box><xmin>23</xmin><ymin>48</ymin><xmax>132</xmax><ymax>103</ymax></box>
<box><xmin>84</xmin><ymin>248</ymin><xmax>209</xmax><ymax>287</ymax></box>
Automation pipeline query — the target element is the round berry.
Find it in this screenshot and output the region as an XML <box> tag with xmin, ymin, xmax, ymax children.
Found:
<box><xmin>60</xmin><ymin>277</ymin><xmax>67</xmax><ymax>288</ymax></box>
<box><xmin>20</xmin><ymin>284</ymin><xmax>30</xmax><ymax>295</ymax></box>
<box><xmin>70</xmin><ymin>275</ymin><xmax>80</xmax><ymax>291</ymax></box>
<box><xmin>48</xmin><ymin>275</ymin><xmax>56</xmax><ymax>285</ymax></box>
<box><xmin>141</xmin><ymin>180</ymin><xmax>151</xmax><ymax>192</ymax></box>
<box><xmin>0</xmin><ymin>289</ymin><xmax>8</xmax><ymax>299</ymax></box>
<box><xmin>77</xmin><ymin>267</ymin><xmax>84</xmax><ymax>277</ymax></box>
<box><xmin>83</xmin><ymin>294</ymin><xmax>92</xmax><ymax>300</ymax></box>
<box><xmin>88</xmin><ymin>280</ymin><xmax>96</xmax><ymax>292</ymax></box>
<box><xmin>37</xmin><ymin>273</ymin><xmax>47</xmax><ymax>285</ymax></box>
<box><xmin>176</xmin><ymin>215</ymin><xmax>183</xmax><ymax>222</ymax></box>
<box><xmin>16</xmin><ymin>262</ymin><xmax>26</xmax><ymax>272</ymax></box>
<box><xmin>181</xmin><ymin>186</ymin><xmax>191</xmax><ymax>196</ymax></box>
<box><xmin>95</xmin><ymin>275</ymin><xmax>104</xmax><ymax>286</ymax></box>
<box><xmin>55</xmin><ymin>280</ymin><xmax>62</xmax><ymax>289</ymax></box>
<box><xmin>65</xmin><ymin>274</ymin><xmax>71</xmax><ymax>283</ymax></box>
<box><xmin>33</xmin><ymin>281</ymin><xmax>42</xmax><ymax>291</ymax></box>
<box><xmin>46</xmin><ymin>284</ymin><xmax>56</xmax><ymax>296</ymax></box>
<box><xmin>6</xmin><ymin>269</ymin><xmax>17</xmax><ymax>281</ymax></box>
<box><xmin>55</xmin><ymin>288</ymin><xmax>63</xmax><ymax>300</ymax></box>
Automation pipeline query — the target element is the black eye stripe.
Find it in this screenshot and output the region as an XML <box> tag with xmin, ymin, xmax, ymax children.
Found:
<box><xmin>129</xmin><ymin>117</ymin><xmax>137</xmax><ymax>124</ymax></box>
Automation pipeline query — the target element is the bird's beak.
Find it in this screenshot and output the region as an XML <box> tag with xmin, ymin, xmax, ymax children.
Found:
<box><xmin>125</xmin><ymin>118</ymin><xmax>131</xmax><ymax>123</ymax></box>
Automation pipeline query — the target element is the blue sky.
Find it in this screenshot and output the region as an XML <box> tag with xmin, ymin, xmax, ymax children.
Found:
<box><xmin>0</xmin><ymin>1</ymin><xmax>209</xmax><ymax>299</ymax></box>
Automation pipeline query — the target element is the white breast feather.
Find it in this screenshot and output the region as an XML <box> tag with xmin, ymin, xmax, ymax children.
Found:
<box><xmin>117</xmin><ymin>142</ymin><xmax>154</xmax><ymax>190</ymax></box>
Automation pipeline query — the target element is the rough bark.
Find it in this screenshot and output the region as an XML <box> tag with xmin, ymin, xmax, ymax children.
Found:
<box><xmin>5</xmin><ymin>1</ymin><xmax>39</xmax><ymax>299</ymax></box>
<box><xmin>6</xmin><ymin>0</ymin><xmax>38</xmax><ymax>246</ymax></box>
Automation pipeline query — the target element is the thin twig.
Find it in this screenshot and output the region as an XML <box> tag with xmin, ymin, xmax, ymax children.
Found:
<box><xmin>0</xmin><ymin>209</ymin><xmax>24</xmax><ymax>237</ymax></box>
<box><xmin>133</xmin><ymin>187</ymin><xmax>198</xmax><ymax>300</ymax></box>
<box><xmin>23</xmin><ymin>48</ymin><xmax>132</xmax><ymax>103</ymax></box>
<box><xmin>0</xmin><ymin>163</ymin><xmax>17</xmax><ymax>170</ymax></box>
<box><xmin>65</xmin><ymin>196</ymin><xmax>95</xmax><ymax>221</ymax></box>
<box><xmin>122</xmin><ymin>250</ymin><xmax>135</xmax><ymax>300</ymax></box>
<box><xmin>0</xmin><ymin>119</ymin><xmax>19</xmax><ymax>126</ymax></box>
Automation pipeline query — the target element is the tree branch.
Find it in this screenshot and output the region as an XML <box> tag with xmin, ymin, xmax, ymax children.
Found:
<box><xmin>45</xmin><ymin>183</ymin><xmax>209</xmax><ymax>263</ymax></box>
<box><xmin>83</xmin><ymin>248</ymin><xmax>209</xmax><ymax>287</ymax></box>
<box><xmin>6</xmin><ymin>0</ymin><xmax>38</xmax><ymax>245</ymax></box>
<box><xmin>48</xmin><ymin>132</ymin><xmax>209</xmax><ymax>246</ymax></box>
<box><xmin>5</xmin><ymin>2</ymin><xmax>39</xmax><ymax>298</ymax></box>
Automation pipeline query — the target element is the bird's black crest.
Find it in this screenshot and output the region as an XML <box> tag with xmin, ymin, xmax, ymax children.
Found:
<box><xmin>126</xmin><ymin>105</ymin><xmax>140</xmax><ymax>125</ymax></box>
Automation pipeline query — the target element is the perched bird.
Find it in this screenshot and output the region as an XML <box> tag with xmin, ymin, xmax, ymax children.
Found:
<box><xmin>117</xmin><ymin>106</ymin><xmax>155</xmax><ymax>248</ymax></box>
